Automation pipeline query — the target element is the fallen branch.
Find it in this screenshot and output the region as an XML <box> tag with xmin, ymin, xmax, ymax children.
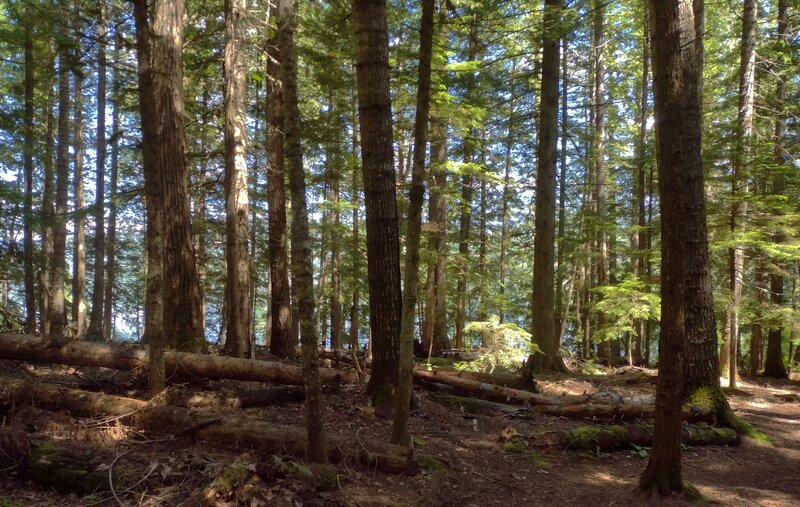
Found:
<box><xmin>0</xmin><ymin>333</ymin><xmax>357</xmax><ymax>386</ymax></box>
<box><xmin>1</xmin><ymin>379</ymin><xmax>412</xmax><ymax>474</ymax></box>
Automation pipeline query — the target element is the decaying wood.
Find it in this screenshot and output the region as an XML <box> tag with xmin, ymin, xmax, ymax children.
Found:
<box><xmin>0</xmin><ymin>426</ymin><xmax>113</xmax><ymax>494</ymax></box>
<box><xmin>562</xmin><ymin>423</ymin><xmax>741</xmax><ymax>452</ymax></box>
<box><xmin>0</xmin><ymin>333</ymin><xmax>357</xmax><ymax>385</ymax></box>
<box><xmin>1</xmin><ymin>379</ymin><xmax>413</xmax><ymax>473</ymax></box>
<box><xmin>413</xmin><ymin>368</ymin><xmax>583</xmax><ymax>406</ymax></box>
<box><xmin>430</xmin><ymin>393</ymin><xmax>714</xmax><ymax>422</ymax></box>
<box><xmin>166</xmin><ymin>385</ymin><xmax>305</xmax><ymax>409</ymax></box>
<box><xmin>425</xmin><ymin>368</ymin><xmax>538</xmax><ymax>392</ymax></box>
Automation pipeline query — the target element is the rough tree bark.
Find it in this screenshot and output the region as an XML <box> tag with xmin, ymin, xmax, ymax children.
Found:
<box><xmin>71</xmin><ymin>66</ymin><xmax>87</xmax><ymax>340</ymax></box>
<box><xmin>22</xmin><ymin>12</ymin><xmax>36</xmax><ymax>334</ymax></box>
<box><xmin>528</xmin><ymin>0</ymin><xmax>567</xmax><ymax>373</ymax></box>
<box><xmin>352</xmin><ymin>0</ymin><xmax>402</xmax><ymax>403</ymax></box>
<box><xmin>278</xmin><ymin>0</ymin><xmax>326</xmax><ymax>462</ymax></box>
<box><xmin>392</xmin><ymin>0</ymin><xmax>434</xmax><ymax>446</ymax></box>
<box><xmin>223</xmin><ymin>0</ymin><xmax>252</xmax><ymax>358</ymax></box>
<box><xmin>86</xmin><ymin>0</ymin><xmax>107</xmax><ymax>342</ymax></box>
<box><xmin>639</xmin><ymin>0</ymin><xmax>701</xmax><ymax>496</ymax></box>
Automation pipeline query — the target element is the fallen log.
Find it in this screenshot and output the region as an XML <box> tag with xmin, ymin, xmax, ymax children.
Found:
<box><xmin>429</xmin><ymin>393</ymin><xmax>714</xmax><ymax>422</ymax></box>
<box><xmin>425</xmin><ymin>368</ymin><xmax>538</xmax><ymax>392</ymax></box>
<box><xmin>413</xmin><ymin>368</ymin><xmax>585</xmax><ymax>406</ymax></box>
<box><xmin>166</xmin><ymin>386</ymin><xmax>305</xmax><ymax>409</ymax></box>
<box><xmin>562</xmin><ymin>423</ymin><xmax>740</xmax><ymax>452</ymax></box>
<box><xmin>1</xmin><ymin>379</ymin><xmax>413</xmax><ymax>474</ymax></box>
<box><xmin>0</xmin><ymin>333</ymin><xmax>356</xmax><ymax>386</ymax></box>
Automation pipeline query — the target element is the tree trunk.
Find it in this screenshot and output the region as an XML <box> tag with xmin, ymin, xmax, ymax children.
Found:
<box><xmin>392</xmin><ymin>0</ymin><xmax>434</xmax><ymax>445</ymax></box>
<box><xmin>0</xmin><ymin>333</ymin><xmax>357</xmax><ymax>386</ymax></box>
<box><xmin>22</xmin><ymin>13</ymin><xmax>36</xmax><ymax>334</ymax></box>
<box><xmin>223</xmin><ymin>0</ymin><xmax>252</xmax><ymax>358</ymax></box>
<box><xmin>348</xmin><ymin>100</ymin><xmax>361</xmax><ymax>352</ymax></box>
<box><xmin>71</xmin><ymin>67</ymin><xmax>87</xmax><ymax>340</ymax></box>
<box><xmin>352</xmin><ymin>0</ymin><xmax>402</xmax><ymax>399</ymax></box>
<box><xmin>49</xmin><ymin>47</ymin><xmax>71</xmax><ymax>342</ymax></box>
<box><xmin>2</xmin><ymin>380</ymin><xmax>412</xmax><ymax>474</ymax></box>
<box><xmin>764</xmin><ymin>0</ymin><xmax>788</xmax><ymax>380</ymax></box>
<box><xmin>499</xmin><ymin>68</ymin><xmax>516</xmax><ymax>326</ymax></box>
<box><xmin>103</xmin><ymin>28</ymin><xmax>121</xmax><ymax>340</ymax></box>
<box><xmin>265</xmin><ymin>32</ymin><xmax>294</xmax><ymax>359</ymax></box>
<box><xmin>87</xmin><ymin>0</ymin><xmax>107</xmax><ymax>342</ymax></box>
<box><xmin>633</xmin><ymin>14</ymin><xmax>649</xmax><ymax>365</ymax></box>
<box><xmin>40</xmin><ymin>75</ymin><xmax>56</xmax><ymax>338</ymax></box>
<box><xmin>528</xmin><ymin>0</ymin><xmax>566</xmax><ymax>374</ymax></box>
<box><xmin>477</xmin><ymin>134</ymin><xmax>488</xmax><ymax>322</ymax></box>
<box><xmin>454</xmin><ymin>16</ymin><xmax>479</xmax><ymax>349</ymax></box>
<box><xmin>278</xmin><ymin>0</ymin><xmax>326</xmax><ymax>462</ymax></box>
<box><xmin>555</xmin><ymin>44</ymin><xmax>567</xmax><ymax>339</ymax></box>
<box><xmin>639</xmin><ymin>0</ymin><xmax>702</xmax><ymax>496</ymax></box>
<box><xmin>330</xmin><ymin>127</ymin><xmax>343</xmax><ymax>351</ymax></box>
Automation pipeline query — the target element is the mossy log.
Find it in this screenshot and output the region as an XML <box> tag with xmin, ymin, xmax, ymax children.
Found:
<box><xmin>1</xmin><ymin>379</ymin><xmax>413</xmax><ymax>474</ymax></box>
<box><xmin>0</xmin><ymin>333</ymin><xmax>356</xmax><ymax>386</ymax></box>
<box><xmin>166</xmin><ymin>386</ymin><xmax>305</xmax><ymax>409</ymax></box>
<box><xmin>562</xmin><ymin>423</ymin><xmax>741</xmax><ymax>452</ymax></box>
<box><xmin>429</xmin><ymin>393</ymin><xmax>713</xmax><ymax>422</ymax></box>
<box><xmin>0</xmin><ymin>427</ymin><xmax>112</xmax><ymax>494</ymax></box>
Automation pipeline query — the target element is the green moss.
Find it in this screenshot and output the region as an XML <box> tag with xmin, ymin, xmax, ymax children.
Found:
<box><xmin>412</xmin><ymin>436</ymin><xmax>427</xmax><ymax>448</ymax></box>
<box><xmin>211</xmin><ymin>454</ymin><xmax>254</xmax><ymax>495</ymax></box>
<box><xmin>423</xmin><ymin>357</ymin><xmax>457</xmax><ymax>368</ymax></box>
<box><xmin>563</xmin><ymin>425</ymin><xmax>629</xmax><ymax>452</ymax></box>
<box><xmin>417</xmin><ymin>455</ymin><xmax>447</xmax><ymax>473</ymax></box>
<box><xmin>687</xmin><ymin>386</ymin><xmax>770</xmax><ymax>442</ymax></box>
<box><xmin>0</xmin><ymin>498</ymin><xmax>21</xmax><ymax>507</ymax></box>
<box><xmin>682</xmin><ymin>481</ymin><xmax>707</xmax><ymax>503</ymax></box>
<box><xmin>502</xmin><ymin>440</ymin><xmax>527</xmax><ymax>454</ymax></box>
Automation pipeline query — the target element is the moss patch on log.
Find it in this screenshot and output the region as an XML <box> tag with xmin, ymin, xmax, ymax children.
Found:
<box><xmin>563</xmin><ymin>425</ymin><xmax>629</xmax><ymax>452</ymax></box>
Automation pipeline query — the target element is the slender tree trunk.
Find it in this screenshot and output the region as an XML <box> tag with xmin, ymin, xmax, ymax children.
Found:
<box><xmin>71</xmin><ymin>69</ymin><xmax>87</xmax><ymax>340</ymax></box>
<box><xmin>499</xmin><ymin>77</ymin><xmax>516</xmax><ymax>325</ymax></box>
<box><xmin>555</xmin><ymin>42</ymin><xmax>567</xmax><ymax>340</ymax></box>
<box><xmin>223</xmin><ymin>0</ymin><xmax>252</xmax><ymax>358</ymax></box>
<box><xmin>348</xmin><ymin>96</ymin><xmax>361</xmax><ymax>352</ymax></box>
<box><xmin>49</xmin><ymin>48</ymin><xmax>71</xmax><ymax>341</ymax></box>
<box><xmin>103</xmin><ymin>37</ymin><xmax>120</xmax><ymax>341</ymax></box>
<box><xmin>764</xmin><ymin>0</ymin><xmax>788</xmax><ymax>380</ymax></box>
<box><xmin>193</xmin><ymin>94</ymin><xmax>208</xmax><ymax>343</ymax></box>
<box><xmin>40</xmin><ymin>69</ymin><xmax>56</xmax><ymax>338</ymax></box>
<box><xmin>278</xmin><ymin>0</ymin><xmax>326</xmax><ymax>462</ymax></box>
<box><xmin>640</xmin><ymin>0</ymin><xmax>702</xmax><ymax>494</ymax></box>
<box><xmin>23</xmin><ymin>15</ymin><xmax>36</xmax><ymax>334</ymax></box>
<box><xmin>528</xmin><ymin>0</ymin><xmax>566</xmax><ymax>374</ymax></box>
<box><xmin>87</xmin><ymin>0</ymin><xmax>107</xmax><ymax>342</ymax></box>
<box><xmin>330</xmin><ymin>120</ymin><xmax>343</xmax><ymax>351</ymax></box>
<box><xmin>477</xmin><ymin>132</ymin><xmax>488</xmax><ymax>322</ymax></box>
<box><xmin>592</xmin><ymin>0</ymin><xmax>610</xmax><ymax>359</ymax></box>
<box><xmin>266</xmin><ymin>31</ymin><xmax>294</xmax><ymax>359</ymax></box>
<box><xmin>353</xmin><ymin>0</ymin><xmax>402</xmax><ymax>401</ymax></box>
<box><xmin>454</xmin><ymin>16</ymin><xmax>479</xmax><ymax>349</ymax></box>
<box><xmin>392</xmin><ymin>0</ymin><xmax>434</xmax><ymax>446</ymax></box>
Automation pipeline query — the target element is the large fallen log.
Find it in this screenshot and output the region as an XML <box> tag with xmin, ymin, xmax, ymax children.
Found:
<box><xmin>428</xmin><ymin>393</ymin><xmax>714</xmax><ymax>423</ymax></box>
<box><xmin>1</xmin><ymin>379</ymin><xmax>413</xmax><ymax>474</ymax></box>
<box><xmin>0</xmin><ymin>333</ymin><xmax>357</xmax><ymax>386</ymax></box>
<box><xmin>413</xmin><ymin>368</ymin><xmax>585</xmax><ymax>406</ymax></box>
<box><xmin>425</xmin><ymin>368</ymin><xmax>538</xmax><ymax>392</ymax></box>
<box><xmin>166</xmin><ymin>385</ymin><xmax>305</xmax><ymax>409</ymax></box>
<box><xmin>562</xmin><ymin>423</ymin><xmax>740</xmax><ymax>452</ymax></box>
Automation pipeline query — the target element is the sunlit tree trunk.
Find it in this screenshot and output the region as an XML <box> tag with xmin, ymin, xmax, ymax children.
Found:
<box><xmin>103</xmin><ymin>31</ymin><xmax>120</xmax><ymax>341</ymax></box>
<box><xmin>223</xmin><ymin>0</ymin><xmax>251</xmax><ymax>358</ymax></box>
<box><xmin>23</xmin><ymin>13</ymin><xmax>36</xmax><ymax>334</ymax></box>
<box><xmin>71</xmin><ymin>68</ymin><xmax>87</xmax><ymax>340</ymax></box>
<box><xmin>40</xmin><ymin>67</ymin><xmax>56</xmax><ymax>338</ymax></box>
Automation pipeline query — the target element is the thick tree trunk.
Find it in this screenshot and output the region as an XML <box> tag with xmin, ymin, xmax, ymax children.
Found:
<box><xmin>278</xmin><ymin>0</ymin><xmax>326</xmax><ymax>462</ymax></box>
<box><xmin>0</xmin><ymin>334</ymin><xmax>357</xmax><ymax>385</ymax></box>
<box><xmin>223</xmin><ymin>0</ymin><xmax>252</xmax><ymax>358</ymax></box>
<box><xmin>352</xmin><ymin>0</ymin><xmax>402</xmax><ymax>398</ymax></box>
<box><xmin>640</xmin><ymin>0</ymin><xmax>703</xmax><ymax>496</ymax></box>
<box><xmin>71</xmin><ymin>69</ymin><xmax>87</xmax><ymax>340</ymax></box>
<box><xmin>265</xmin><ymin>33</ymin><xmax>294</xmax><ymax>359</ymax></box>
<box><xmin>87</xmin><ymin>0</ymin><xmax>107</xmax><ymax>342</ymax></box>
<box><xmin>1</xmin><ymin>380</ymin><xmax>412</xmax><ymax>474</ymax></box>
<box><xmin>392</xmin><ymin>0</ymin><xmax>434</xmax><ymax>445</ymax></box>
<box><xmin>529</xmin><ymin>0</ymin><xmax>566</xmax><ymax>373</ymax></box>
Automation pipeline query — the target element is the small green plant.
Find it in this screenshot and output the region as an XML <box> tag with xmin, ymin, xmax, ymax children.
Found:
<box><xmin>630</xmin><ymin>444</ymin><xmax>649</xmax><ymax>458</ymax></box>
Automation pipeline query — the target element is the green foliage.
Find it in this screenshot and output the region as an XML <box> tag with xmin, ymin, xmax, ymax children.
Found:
<box><xmin>592</xmin><ymin>276</ymin><xmax>660</xmax><ymax>343</ymax></box>
<box><xmin>459</xmin><ymin>316</ymin><xmax>540</xmax><ymax>373</ymax></box>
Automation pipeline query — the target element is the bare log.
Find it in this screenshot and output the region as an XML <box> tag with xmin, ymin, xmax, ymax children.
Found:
<box><xmin>0</xmin><ymin>333</ymin><xmax>356</xmax><ymax>385</ymax></box>
<box><xmin>413</xmin><ymin>368</ymin><xmax>584</xmax><ymax>406</ymax></box>
<box><xmin>562</xmin><ymin>423</ymin><xmax>740</xmax><ymax>452</ymax></box>
<box><xmin>166</xmin><ymin>386</ymin><xmax>305</xmax><ymax>409</ymax></box>
<box><xmin>1</xmin><ymin>379</ymin><xmax>412</xmax><ymax>473</ymax></box>
<box><xmin>425</xmin><ymin>368</ymin><xmax>538</xmax><ymax>392</ymax></box>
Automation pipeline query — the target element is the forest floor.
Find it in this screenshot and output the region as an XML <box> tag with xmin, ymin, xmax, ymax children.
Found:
<box><xmin>0</xmin><ymin>354</ymin><xmax>799</xmax><ymax>506</ymax></box>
